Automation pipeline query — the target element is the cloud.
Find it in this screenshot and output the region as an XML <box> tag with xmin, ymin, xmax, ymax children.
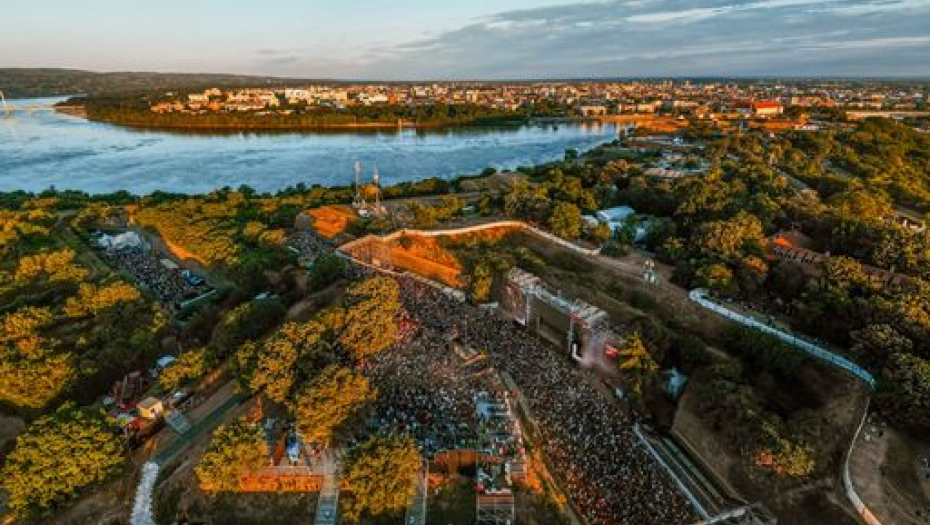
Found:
<box><xmin>624</xmin><ymin>0</ymin><xmax>848</xmax><ymax>24</ymax></box>
<box><xmin>345</xmin><ymin>0</ymin><xmax>930</xmax><ymax>78</ymax></box>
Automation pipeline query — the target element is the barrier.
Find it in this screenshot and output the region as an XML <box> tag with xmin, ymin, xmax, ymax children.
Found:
<box><xmin>339</xmin><ymin>220</ymin><xmax>601</xmax><ymax>258</ymax></box>
<box><xmin>633</xmin><ymin>424</ymin><xmax>709</xmax><ymax>520</ymax></box>
<box><xmin>842</xmin><ymin>400</ymin><xmax>883</xmax><ymax>525</ymax></box>
<box><xmin>688</xmin><ymin>289</ymin><xmax>875</xmax><ymax>388</ymax></box>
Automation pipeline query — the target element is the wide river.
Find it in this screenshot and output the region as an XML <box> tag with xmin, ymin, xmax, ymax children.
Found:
<box><xmin>0</xmin><ymin>97</ymin><xmax>616</xmax><ymax>195</ymax></box>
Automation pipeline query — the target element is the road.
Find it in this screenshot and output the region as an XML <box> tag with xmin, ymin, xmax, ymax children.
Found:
<box><xmin>153</xmin><ymin>392</ymin><xmax>247</xmax><ymax>466</ymax></box>
<box><xmin>131</xmin><ymin>390</ymin><xmax>247</xmax><ymax>525</ymax></box>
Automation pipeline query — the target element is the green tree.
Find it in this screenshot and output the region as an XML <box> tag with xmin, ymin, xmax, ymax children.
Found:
<box><xmin>12</xmin><ymin>248</ymin><xmax>88</xmax><ymax>286</ymax></box>
<box><xmin>617</xmin><ymin>331</ymin><xmax>660</xmax><ymax>397</ymax></box>
<box><xmin>0</xmin><ymin>307</ymin><xmax>73</xmax><ymax>409</ymax></box>
<box><xmin>293</xmin><ymin>365</ymin><xmax>375</xmax><ymax>446</ymax></box>
<box><xmin>63</xmin><ymin>281</ymin><xmax>141</xmax><ymax>319</ymax></box>
<box><xmin>696</xmin><ymin>263</ymin><xmax>734</xmax><ymax>292</ymax></box>
<box><xmin>877</xmin><ymin>352</ymin><xmax>930</xmax><ymax>431</ymax></box>
<box><xmin>504</xmin><ymin>179</ymin><xmax>550</xmax><ymax>221</ymax></box>
<box><xmin>470</xmin><ymin>261</ymin><xmax>494</xmax><ymax>303</ymax></box>
<box><xmin>307</xmin><ymin>253</ymin><xmax>346</xmax><ymax>291</ymax></box>
<box><xmin>342</xmin><ymin>436</ymin><xmax>421</xmax><ymax>523</ymax></box>
<box><xmin>211</xmin><ymin>297</ymin><xmax>286</xmax><ymax>356</ymax></box>
<box><xmin>195</xmin><ymin>417</ymin><xmax>266</xmax><ymax>492</ymax></box>
<box><xmin>158</xmin><ymin>347</ymin><xmax>210</xmax><ymax>392</ymax></box>
<box><xmin>586</xmin><ymin>222</ymin><xmax>612</xmax><ymax>245</ymax></box>
<box><xmin>548</xmin><ymin>202</ymin><xmax>583</xmax><ymax>239</ymax></box>
<box><xmin>235</xmin><ymin>320</ymin><xmax>325</xmax><ymax>403</ymax></box>
<box><xmin>850</xmin><ymin>324</ymin><xmax>913</xmax><ymax>366</ymax></box>
<box><xmin>828</xmin><ymin>186</ymin><xmax>893</xmax><ymax>220</ymax></box>
<box><xmin>1</xmin><ymin>405</ymin><xmax>125</xmax><ymax>517</ymax></box>
<box><xmin>754</xmin><ymin>422</ymin><xmax>816</xmax><ymax>478</ymax></box>
<box><xmin>693</xmin><ymin>212</ymin><xmax>765</xmax><ymax>261</ymax></box>
<box><xmin>339</xmin><ymin>277</ymin><xmax>401</xmax><ymax>360</ymax></box>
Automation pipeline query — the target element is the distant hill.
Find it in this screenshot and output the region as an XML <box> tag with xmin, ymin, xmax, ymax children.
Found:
<box><xmin>0</xmin><ymin>68</ymin><xmax>315</xmax><ymax>99</ymax></box>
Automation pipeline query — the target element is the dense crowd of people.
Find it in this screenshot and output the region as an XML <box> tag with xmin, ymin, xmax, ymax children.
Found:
<box><xmin>363</xmin><ymin>328</ymin><xmax>484</xmax><ymax>457</ymax></box>
<box><xmin>386</xmin><ymin>272</ymin><xmax>698</xmax><ymax>525</ymax></box>
<box><xmin>476</xmin><ymin>390</ymin><xmax>523</xmax><ymax>494</ymax></box>
<box><xmin>99</xmin><ymin>245</ymin><xmax>202</xmax><ymax>305</ymax></box>
<box><xmin>286</xmin><ymin>231</ymin><xmax>334</xmax><ymax>266</ymax></box>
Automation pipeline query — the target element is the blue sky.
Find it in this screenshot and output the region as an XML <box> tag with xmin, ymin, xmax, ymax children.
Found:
<box><xmin>2</xmin><ymin>0</ymin><xmax>929</xmax><ymax>78</ymax></box>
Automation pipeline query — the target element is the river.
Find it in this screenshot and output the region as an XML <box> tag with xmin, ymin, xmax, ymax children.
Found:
<box><xmin>0</xmin><ymin>97</ymin><xmax>616</xmax><ymax>195</ymax></box>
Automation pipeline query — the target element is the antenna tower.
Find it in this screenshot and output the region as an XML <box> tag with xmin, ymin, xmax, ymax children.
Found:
<box><xmin>353</xmin><ymin>160</ymin><xmax>366</xmax><ymax>208</ymax></box>
<box><xmin>372</xmin><ymin>162</ymin><xmax>383</xmax><ymax>213</ymax></box>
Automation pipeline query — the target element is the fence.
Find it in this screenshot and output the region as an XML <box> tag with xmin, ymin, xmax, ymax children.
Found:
<box><xmin>633</xmin><ymin>424</ymin><xmax>709</xmax><ymax>520</ymax></box>
<box><xmin>339</xmin><ymin>220</ymin><xmax>601</xmax><ymax>258</ymax></box>
<box><xmin>842</xmin><ymin>399</ymin><xmax>883</xmax><ymax>525</ymax></box>
<box><xmin>688</xmin><ymin>289</ymin><xmax>875</xmax><ymax>388</ymax></box>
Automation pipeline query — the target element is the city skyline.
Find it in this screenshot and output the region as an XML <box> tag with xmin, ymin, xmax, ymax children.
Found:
<box><xmin>2</xmin><ymin>0</ymin><xmax>929</xmax><ymax>79</ymax></box>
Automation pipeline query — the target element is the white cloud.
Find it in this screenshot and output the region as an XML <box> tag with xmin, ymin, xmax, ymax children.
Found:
<box><xmin>625</xmin><ymin>0</ymin><xmax>849</xmax><ymax>24</ymax></box>
<box><xmin>250</xmin><ymin>0</ymin><xmax>930</xmax><ymax>78</ymax></box>
<box><xmin>803</xmin><ymin>35</ymin><xmax>930</xmax><ymax>49</ymax></box>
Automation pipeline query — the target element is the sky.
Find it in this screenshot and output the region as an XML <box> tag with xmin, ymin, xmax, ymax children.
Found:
<box><xmin>2</xmin><ymin>0</ymin><xmax>929</xmax><ymax>79</ymax></box>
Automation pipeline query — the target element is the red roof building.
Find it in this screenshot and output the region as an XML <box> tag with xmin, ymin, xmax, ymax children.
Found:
<box><xmin>752</xmin><ymin>101</ymin><xmax>784</xmax><ymax>117</ymax></box>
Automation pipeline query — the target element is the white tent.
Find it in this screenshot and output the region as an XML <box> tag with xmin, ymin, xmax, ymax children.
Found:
<box><xmin>98</xmin><ymin>231</ymin><xmax>144</xmax><ymax>250</ymax></box>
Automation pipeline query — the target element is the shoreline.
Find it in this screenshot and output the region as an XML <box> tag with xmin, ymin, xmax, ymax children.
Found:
<box><xmin>56</xmin><ymin>106</ymin><xmax>88</xmax><ymax>118</ymax></box>
<box><xmin>79</xmin><ymin>112</ymin><xmax>593</xmax><ymax>134</ymax></box>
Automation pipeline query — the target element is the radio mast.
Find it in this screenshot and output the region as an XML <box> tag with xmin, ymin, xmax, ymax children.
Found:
<box><xmin>352</xmin><ymin>160</ymin><xmax>366</xmax><ymax>208</ymax></box>
<box><xmin>372</xmin><ymin>162</ymin><xmax>384</xmax><ymax>214</ymax></box>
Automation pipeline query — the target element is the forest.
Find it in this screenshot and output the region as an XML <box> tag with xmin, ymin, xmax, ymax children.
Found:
<box><xmin>74</xmin><ymin>93</ymin><xmax>528</xmax><ymax>130</ymax></box>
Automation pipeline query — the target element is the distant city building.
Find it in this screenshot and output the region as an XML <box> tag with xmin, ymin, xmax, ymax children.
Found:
<box><xmin>752</xmin><ymin>101</ymin><xmax>784</xmax><ymax>117</ymax></box>
<box><xmin>579</xmin><ymin>104</ymin><xmax>609</xmax><ymax>116</ymax></box>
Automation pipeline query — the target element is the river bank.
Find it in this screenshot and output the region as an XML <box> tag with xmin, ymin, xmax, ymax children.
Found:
<box><xmin>82</xmin><ymin>114</ymin><xmax>529</xmax><ymax>132</ymax></box>
<box><xmin>78</xmin><ymin>111</ymin><xmax>595</xmax><ymax>134</ymax></box>
<box><xmin>1</xmin><ymin>98</ymin><xmax>617</xmax><ymax>195</ymax></box>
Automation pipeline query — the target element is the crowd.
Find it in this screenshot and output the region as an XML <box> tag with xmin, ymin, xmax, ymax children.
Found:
<box><xmin>386</xmin><ymin>272</ymin><xmax>698</xmax><ymax>525</ymax></box>
<box><xmin>476</xmin><ymin>390</ymin><xmax>523</xmax><ymax>495</ymax></box>
<box><xmin>363</xmin><ymin>329</ymin><xmax>483</xmax><ymax>457</ymax></box>
<box><xmin>100</xmin><ymin>246</ymin><xmax>201</xmax><ymax>305</ymax></box>
<box><xmin>286</xmin><ymin>231</ymin><xmax>334</xmax><ymax>266</ymax></box>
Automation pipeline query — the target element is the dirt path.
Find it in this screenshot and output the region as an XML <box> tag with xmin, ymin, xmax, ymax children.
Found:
<box><xmin>849</xmin><ymin>417</ymin><xmax>930</xmax><ymax>525</ymax></box>
<box><xmin>0</xmin><ymin>415</ymin><xmax>25</xmax><ymax>454</ymax></box>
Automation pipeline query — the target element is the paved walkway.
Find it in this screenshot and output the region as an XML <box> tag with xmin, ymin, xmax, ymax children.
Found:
<box><xmin>153</xmin><ymin>392</ymin><xmax>246</xmax><ymax>466</ymax></box>
<box><xmin>313</xmin><ymin>449</ymin><xmax>340</xmax><ymax>525</ymax></box>
<box><xmin>847</xmin><ymin>411</ymin><xmax>930</xmax><ymax>525</ymax></box>
<box><xmin>689</xmin><ymin>288</ymin><xmax>875</xmax><ymax>387</ymax></box>
<box><xmin>131</xmin><ymin>391</ymin><xmax>247</xmax><ymax>525</ymax></box>
<box><xmin>405</xmin><ymin>464</ymin><xmax>428</xmax><ymax>525</ymax></box>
